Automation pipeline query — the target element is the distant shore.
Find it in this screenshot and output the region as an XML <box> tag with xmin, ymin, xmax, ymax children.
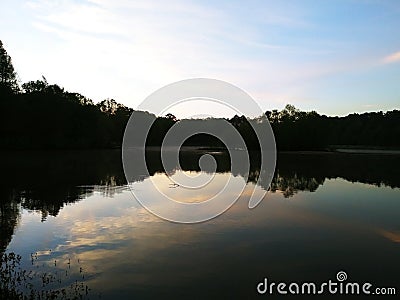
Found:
<box><xmin>158</xmin><ymin>146</ymin><xmax>400</xmax><ymax>155</ymax></box>
<box><xmin>2</xmin><ymin>146</ymin><xmax>400</xmax><ymax>155</ymax></box>
<box><xmin>279</xmin><ymin>149</ymin><xmax>400</xmax><ymax>155</ymax></box>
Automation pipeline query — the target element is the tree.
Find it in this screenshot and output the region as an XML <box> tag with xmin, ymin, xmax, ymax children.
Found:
<box><xmin>97</xmin><ymin>98</ymin><xmax>120</xmax><ymax>115</ymax></box>
<box><xmin>165</xmin><ymin>113</ymin><xmax>177</xmax><ymax>121</ymax></box>
<box><xmin>279</xmin><ymin>104</ymin><xmax>301</xmax><ymax>122</ymax></box>
<box><xmin>0</xmin><ymin>40</ymin><xmax>19</xmax><ymax>93</ymax></box>
<box><xmin>22</xmin><ymin>76</ymin><xmax>48</xmax><ymax>93</ymax></box>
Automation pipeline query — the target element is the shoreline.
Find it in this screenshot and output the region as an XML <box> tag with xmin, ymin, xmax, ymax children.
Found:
<box><xmin>1</xmin><ymin>147</ymin><xmax>400</xmax><ymax>155</ymax></box>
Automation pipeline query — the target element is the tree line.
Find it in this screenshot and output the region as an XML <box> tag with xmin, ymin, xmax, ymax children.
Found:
<box><xmin>1</xmin><ymin>40</ymin><xmax>399</xmax><ymax>150</ymax></box>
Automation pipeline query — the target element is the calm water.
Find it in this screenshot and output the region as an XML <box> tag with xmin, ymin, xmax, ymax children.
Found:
<box><xmin>1</xmin><ymin>150</ymin><xmax>400</xmax><ymax>299</ymax></box>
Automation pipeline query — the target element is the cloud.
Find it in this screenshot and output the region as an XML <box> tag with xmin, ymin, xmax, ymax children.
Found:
<box><xmin>26</xmin><ymin>0</ymin><xmax>307</xmax><ymax>107</ymax></box>
<box><xmin>18</xmin><ymin>0</ymin><xmax>396</xmax><ymax>116</ymax></box>
<box><xmin>377</xmin><ymin>229</ymin><xmax>400</xmax><ymax>243</ymax></box>
<box><xmin>382</xmin><ymin>51</ymin><xmax>400</xmax><ymax>64</ymax></box>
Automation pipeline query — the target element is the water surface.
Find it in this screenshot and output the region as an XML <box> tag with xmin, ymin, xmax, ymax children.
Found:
<box><xmin>1</xmin><ymin>150</ymin><xmax>399</xmax><ymax>299</ymax></box>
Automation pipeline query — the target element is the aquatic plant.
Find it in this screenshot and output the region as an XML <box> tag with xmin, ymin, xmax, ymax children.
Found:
<box><xmin>1</xmin><ymin>252</ymin><xmax>90</xmax><ymax>300</ymax></box>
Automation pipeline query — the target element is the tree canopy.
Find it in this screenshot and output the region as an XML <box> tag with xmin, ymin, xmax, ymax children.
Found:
<box><xmin>0</xmin><ymin>40</ymin><xmax>19</xmax><ymax>94</ymax></box>
<box><xmin>0</xmin><ymin>39</ymin><xmax>399</xmax><ymax>150</ymax></box>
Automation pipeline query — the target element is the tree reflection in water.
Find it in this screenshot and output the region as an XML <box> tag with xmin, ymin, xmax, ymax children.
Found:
<box><xmin>1</xmin><ymin>150</ymin><xmax>399</xmax><ymax>252</ymax></box>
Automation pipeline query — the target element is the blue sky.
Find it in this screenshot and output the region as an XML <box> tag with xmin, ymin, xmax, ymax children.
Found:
<box><xmin>1</xmin><ymin>0</ymin><xmax>399</xmax><ymax>117</ymax></box>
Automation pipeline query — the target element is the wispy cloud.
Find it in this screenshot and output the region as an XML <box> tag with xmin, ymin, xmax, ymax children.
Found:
<box><xmin>382</xmin><ymin>51</ymin><xmax>400</xmax><ymax>64</ymax></box>
<box><xmin>26</xmin><ymin>0</ymin><xmax>316</xmax><ymax>109</ymax></box>
<box><xmin>4</xmin><ymin>0</ymin><xmax>397</xmax><ymax>116</ymax></box>
<box><xmin>377</xmin><ymin>229</ymin><xmax>400</xmax><ymax>243</ymax></box>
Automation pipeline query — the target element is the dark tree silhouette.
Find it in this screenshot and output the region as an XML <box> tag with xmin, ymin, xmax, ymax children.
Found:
<box><xmin>21</xmin><ymin>76</ymin><xmax>48</xmax><ymax>93</ymax></box>
<box><xmin>0</xmin><ymin>40</ymin><xmax>399</xmax><ymax>150</ymax></box>
<box><xmin>0</xmin><ymin>40</ymin><xmax>19</xmax><ymax>94</ymax></box>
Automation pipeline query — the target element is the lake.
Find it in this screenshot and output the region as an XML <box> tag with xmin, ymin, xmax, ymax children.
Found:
<box><xmin>1</xmin><ymin>150</ymin><xmax>399</xmax><ymax>299</ymax></box>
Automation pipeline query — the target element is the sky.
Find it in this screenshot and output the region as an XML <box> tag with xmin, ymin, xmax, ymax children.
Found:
<box><xmin>0</xmin><ymin>0</ymin><xmax>399</xmax><ymax>118</ymax></box>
